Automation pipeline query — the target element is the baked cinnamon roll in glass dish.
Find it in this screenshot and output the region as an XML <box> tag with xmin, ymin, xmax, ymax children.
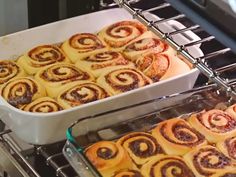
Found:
<box><xmin>0</xmin><ymin>60</ymin><xmax>26</xmax><ymax>85</ymax></box>
<box><xmin>217</xmin><ymin>136</ymin><xmax>236</xmax><ymax>161</ymax></box>
<box><xmin>151</xmin><ymin>118</ymin><xmax>207</xmax><ymax>155</ymax></box>
<box><xmin>96</xmin><ymin>68</ymin><xmax>152</xmax><ymax>95</ymax></box>
<box><xmin>141</xmin><ymin>154</ymin><xmax>195</xmax><ymax>177</ymax></box>
<box><xmin>113</xmin><ymin>169</ymin><xmax>143</xmax><ymax>177</ymax></box>
<box><xmin>0</xmin><ymin>77</ymin><xmax>46</xmax><ymax>108</ymax></box>
<box><xmin>62</xmin><ymin>33</ymin><xmax>107</xmax><ymax>63</ymax></box>
<box><xmin>136</xmin><ymin>52</ymin><xmax>190</xmax><ymax>82</ymax></box>
<box><xmin>98</xmin><ymin>21</ymin><xmax>147</xmax><ymax>51</ymax></box>
<box><xmin>17</xmin><ymin>45</ymin><xmax>71</xmax><ymax>75</ymax></box>
<box><xmin>76</xmin><ymin>50</ymin><xmax>134</xmax><ymax>78</ymax></box>
<box><xmin>184</xmin><ymin>145</ymin><xmax>236</xmax><ymax>177</ymax></box>
<box><xmin>117</xmin><ymin>132</ymin><xmax>164</xmax><ymax>166</ymax></box>
<box><xmin>85</xmin><ymin>141</ymin><xmax>134</xmax><ymax>177</ymax></box>
<box><xmin>22</xmin><ymin>97</ymin><xmax>63</xmax><ymax>113</ymax></box>
<box><xmin>35</xmin><ymin>63</ymin><xmax>94</xmax><ymax>98</ymax></box>
<box><xmin>188</xmin><ymin>109</ymin><xmax>236</xmax><ymax>143</ymax></box>
<box><xmin>57</xmin><ymin>82</ymin><xmax>110</xmax><ymax>109</ymax></box>
<box><xmin>226</xmin><ymin>104</ymin><xmax>236</xmax><ymax>119</ymax></box>
<box><xmin>210</xmin><ymin>170</ymin><xmax>236</xmax><ymax>177</ymax></box>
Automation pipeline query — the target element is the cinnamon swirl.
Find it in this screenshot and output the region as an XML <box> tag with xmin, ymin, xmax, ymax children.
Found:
<box><xmin>0</xmin><ymin>60</ymin><xmax>26</xmax><ymax>85</ymax></box>
<box><xmin>184</xmin><ymin>145</ymin><xmax>235</xmax><ymax>177</ymax></box>
<box><xmin>217</xmin><ymin>136</ymin><xmax>236</xmax><ymax>161</ymax></box>
<box><xmin>0</xmin><ymin>77</ymin><xmax>46</xmax><ymax>108</ymax></box>
<box><xmin>35</xmin><ymin>63</ymin><xmax>94</xmax><ymax>98</ymax></box>
<box><xmin>76</xmin><ymin>51</ymin><xmax>135</xmax><ymax>78</ymax></box>
<box><xmin>152</xmin><ymin>118</ymin><xmax>207</xmax><ymax>155</ymax></box>
<box><xmin>141</xmin><ymin>154</ymin><xmax>195</xmax><ymax>177</ymax></box>
<box><xmin>85</xmin><ymin>141</ymin><xmax>134</xmax><ymax>177</ymax></box>
<box><xmin>57</xmin><ymin>82</ymin><xmax>110</xmax><ymax>109</ymax></box>
<box><xmin>210</xmin><ymin>170</ymin><xmax>236</xmax><ymax>177</ymax></box>
<box><xmin>226</xmin><ymin>104</ymin><xmax>236</xmax><ymax>119</ymax></box>
<box><xmin>113</xmin><ymin>169</ymin><xmax>143</xmax><ymax>177</ymax></box>
<box><xmin>62</xmin><ymin>33</ymin><xmax>107</xmax><ymax>63</ymax></box>
<box><xmin>136</xmin><ymin>53</ymin><xmax>190</xmax><ymax>82</ymax></box>
<box><xmin>117</xmin><ymin>132</ymin><xmax>164</xmax><ymax>166</ymax></box>
<box><xmin>188</xmin><ymin>109</ymin><xmax>236</xmax><ymax>143</ymax></box>
<box><xmin>22</xmin><ymin>97</ymin><xmax>63</xmax><ymax>113</ymax></box>
<box><xmin>17</xmin><ymin>45</ymin><xmax>70</xmax><ymax>75</ymax></box>
<box><xmin>96</xmin><ymin>68</ymin><xmax>152</xmax><ymax>95</ymax></box>
<box><xmin>98</xmin><ymin>20</ymin><xmax>147</xmax><ymax>51</ymax></box>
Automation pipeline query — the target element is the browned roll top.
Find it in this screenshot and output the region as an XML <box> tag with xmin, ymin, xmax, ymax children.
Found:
<box><xmin>69</xmin><ymin>33</ymin><xmax>105</xmax><ymax>52</ymax></box>
<box><xmin>113</xmin><ymin>170</ymin><xmax>143</xmax><ymax>177</ymax></box>
<box><xmin>0</xmin><ymin>61</ymin><xmax>21</xmax><ymax>84</ymax></box>
<box><xmin>193</xmin><ymin>147</ymin><xmax>232</xmax><ymax>176</ymax></box>
<box><xmin>28</xmin><ymin>45</ymin><xmax>65</xmax><ymax>67</ymax></box>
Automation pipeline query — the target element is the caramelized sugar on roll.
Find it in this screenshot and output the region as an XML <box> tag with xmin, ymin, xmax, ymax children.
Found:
<box><xmin>124</xmin><ymin>36</ymin><xmax>168</xmax><ymax>61</ymax></box>
<box><xmin>117</xmin><ymin>132</ymin><xmax>164</xmax><ymax>166</ymax></box>
<box><xmin>0</xmin><ymin>60</ymin><xmax>26</xmax><ymax>85</ymax></box>
<box><xmin>35</xmin><ymin>63</ymin><xmax>94</xmax><ymax>98</ymax></box>
<box><xmin>184</xmin><ymin>145</ymin><xmax>235</xmax><ymax>177</ymax></box>
<box><xmin>141</xmin><ymin>155</ymin><xmax>195</xmax><ymax>177</ymax></box>
<box><xmin>98</xmin><ymin>21</ymin><xmax>147</xmax><ymax>50</ymax></box>
<box><xmin>113</xmin><ymin>169</ymin><xmax>143</xmax><ymax>177</ymax></box>
<box><xmin>17</xmin><ymin>45</ymin><xmax>70</xmax><ymax>75</ymax></box>
<box><xmin>22</xmin><ymin>97</ymin><xmax>63</xmax><ymax>113</ymax></box>
<box><xmin>226</xmin><ymin>104</ymin><xmax>236</xmax><ymax>119</ymax></box>
<box><xmin>85</xmin><ymin>141</ymin><xmax>134</xmax><ymax>177</ymax></box>
<box><xmin>188</xmin><ymin>109</ymin><xmax>236</xmax><ymax>143</ymax></box>
<box><xmin>211</xmin><ymin>170</ymin><xmax>236</xmax><ymax>177</ymax></box>
<box><xmin>0</xmin><ymin>77</ymin><xmax>46</xmax><ymax>108</ymax></box>
<box><xmin>62</xmin><ymin>33</ymin><xmax>107</xmax><ymax>63</ymax></box>
<box><xmin>97</xmin><ymin>68</ymin><xmax>152</xmax><ymax>95</ymax></box>
<box><xmin>136</xmin><ymin>53</ymin><xmax>169</xmax><ymax>82</ymax></box>
<box><xmin>57</xmin><ymin>82</ymin><xmax>110</xmax><ymax>109</ymax></box>
<box><xmin>217</xmin><ymin>136</ymin><xmax>236</xmax><ymax>161</ymax></box>
<box><xmin>76</xmin><ymin>51</ymin><xmax>134</xmax><ymax>77</ymax></box>
<box><xmin>152</xmin><ymin>118</ymin><xmax>207</xmax><ymax>155</ymax></box>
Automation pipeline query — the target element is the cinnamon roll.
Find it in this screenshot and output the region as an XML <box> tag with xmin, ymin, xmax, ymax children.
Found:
<box><xmin>210</xmin><ymin>170</ymin><xmax>236</xmax><ymax>177</ymax></box>
<box><xmin>151</xmin><ymin>118</ymin><xmax>207</xmax><ymax>155</ymax></box>
<box><xmin>85</xmin><ymin>141</ymin><xmax>134</xmax><ymax>177</ymax></box>
<box><xmin>117</xmin><ymin>132</ymin><xmax>164</xmax><ymax>166</ymax></box>
<box><xmin>123</xmin><ymin>31</ymin><xmax>170</xmax><ymax>61</ymax></box>
<box><xmin>0</xmin><ymin>60</ymin><xmax>26</xmax><ymax>85</ymax></box>
<box><xmin>217</xmin><ymin>136</ymin><xmax>236</xmax><ymax>161</ymax></box>
<box><xmin>35</xmin><ymin>63</ymin><xmax>94</xmax><ymax>98</ymax></box>
<box><xmin>22</xmin><ymin>97</ymin><xmax>63</xmax><ymax>113</ymax></box>
<box><xmin>61</xmin><ymin>33</ymin><xmax>107</xmax><ymax>63</ymax></box>
<box><xmin>188</xmin><ymin>109</ymin><xmax>236</xmax><ymax>143</ymax></box>
<box><xmin>226</xmin><ymin>104</ymin><xmax>236</xmax><ymax>119</ymax></box>
<box><xmin>76</xmin><ymin>51</ymin><xmax>135</xmax><ymax>78</ymax></box>
<box><xmin>136</xmin><ymin>53</ymin><xmax>191</xmax><ymax>82</ymax></box>
<box><xmin>141</xmin><ymin>154</ymin><xmax>195</xmax><ymax>177</ymax></box>
<box><xmin>97</xmin><ymin>68</ymin><xmax>152</xmax><ymax>95</ymax></box>
<box><xmin>113</xmin><ymin>169</ymin><xmax>143</xmax><ymax>177</ymax></box>
<box><xmin>57</xmin><ymin>82</ymin><xmax>110</xmax><ymax>109</ymax></box>
<box><xmin>17</xmin><ymin>45</ymin><xmax>70</xmax><ymax>75</ymax></box>
<box><xmin>184</xmin><ymin>145</ymin><xmax>235</xmax><ymax>177</ymax></box>
<box><xmin>0</xmin><ymin>77</ymin><xmax>46</xmax><ymax>108</ymax></box>
<box><xmin>98</xmin><ymin>20</ymin><xmax>147</xmax><ymax>51</ymax></box>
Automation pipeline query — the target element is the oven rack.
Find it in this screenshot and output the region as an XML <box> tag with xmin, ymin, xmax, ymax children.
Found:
<box><xmin>114</xmin><ymin>0</ymin><xmax>236</xmax><ymax>99</ymax></box>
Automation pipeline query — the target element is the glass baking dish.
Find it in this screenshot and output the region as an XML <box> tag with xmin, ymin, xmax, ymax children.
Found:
<box><xmin>63</xmin><ymin>84</ymin><xmax>235</xmax><ymax>177</ymax></box>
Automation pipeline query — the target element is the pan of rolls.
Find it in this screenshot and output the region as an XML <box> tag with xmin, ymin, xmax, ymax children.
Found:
<box><xmin>63</xmin><ymin>85</ymin><xmax>236</xmax><ymax>177</ymax></box>
<box><xmin>0</xmin><ymin>8</ymin><xmax>202</xmax><ymax>144</ymax></box>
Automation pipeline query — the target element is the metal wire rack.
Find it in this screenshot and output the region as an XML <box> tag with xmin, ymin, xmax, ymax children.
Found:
<box><xmin>0</xmin><ymin>0</ymin><xmax>235</xmax><ymax>177</ymax></box>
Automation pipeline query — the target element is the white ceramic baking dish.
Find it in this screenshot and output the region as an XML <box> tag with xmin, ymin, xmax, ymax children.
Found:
<box><xmin>0</xmin><ymin>8</ymin><xmax>203</xmax><ymax>145</ymax></box>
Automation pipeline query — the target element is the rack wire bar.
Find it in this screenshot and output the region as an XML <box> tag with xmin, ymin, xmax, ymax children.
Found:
<box><xmin>168</xmin><ymin>24</ymin><xmax>200</xmax><ymax>35</ymax></box>
<box><xmin>142</xmin><ymin>2</ymin><xmax>170</xmax><ymax>12</ymax></box>
<box><xmin>114</xmin><ymin>0</ymin><xmax>236</xmax><ymax>99</ymax></box>
<box><xmin>153</xmin><ymin>14</ymin><xmax>185</xmax><ymax>24</ymax></box>
<box><xmin>199</xmin><ymin>48</ymin><xmax>231</xmax><ymax>60</ymax></box>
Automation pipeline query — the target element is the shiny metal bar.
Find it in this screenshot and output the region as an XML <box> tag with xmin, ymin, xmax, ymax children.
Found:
<box><xmin>114</xmin><ymin>0</ymin><xmax>236</xmax><ymax>99</ymax></box>
<box><xmin>216</xmin><ymin>63</ymin><xmax>236</xmax><ymax>73</ymax></box>
<box><xmin>142</xmin><ymin>2</ymin><xmax>170</xmax><ymax>12</ymax></box>
<box><xmin>169</xmin><ymin>24</ymin><xmax>200</xmax><ymax>35</ymax></box>
<box><xmin>153</xmin><ymin>14</ymin><xmax>185</xmax><ymax>24</ymax></box>
<box><xmin>184</xmin><ymin>36</ymin><xmax>215</xmax><ymax>47</ymax></box>
<box><xmin>46</xmin><ymin>152</ymin><xmax>63</xmax><ymax>162</ymax></box>
<box><xmin>199</xmin><ymin>48</ymin><xmax>231</xmax><ymax>60</ymax></box>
